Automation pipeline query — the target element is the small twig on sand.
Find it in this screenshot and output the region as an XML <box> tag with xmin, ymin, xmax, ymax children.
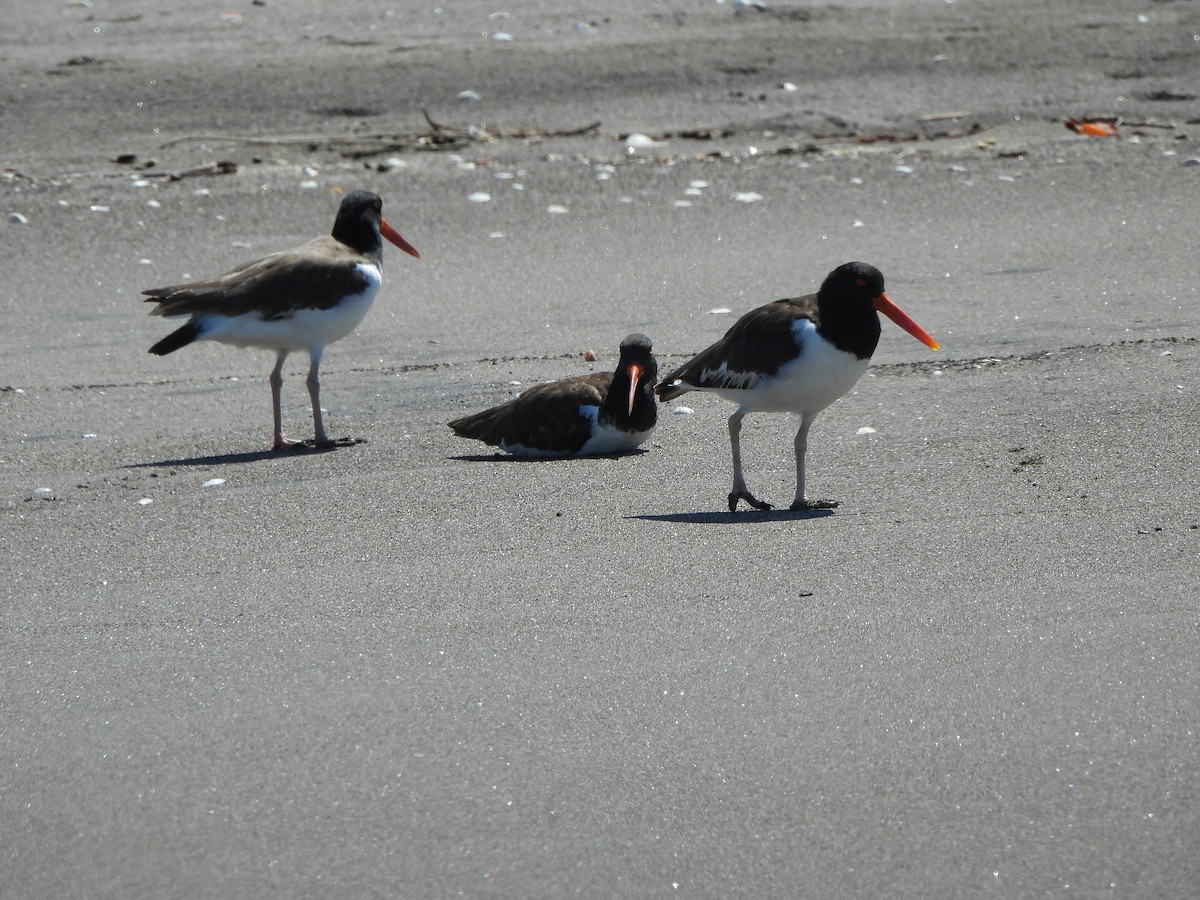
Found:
<box><xmin>420</xmin><ymin>107</ymin><xmax>446</xmax><ymax>132</ymax></box>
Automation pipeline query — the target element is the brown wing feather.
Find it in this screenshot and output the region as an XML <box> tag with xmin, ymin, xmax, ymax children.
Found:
<box><xmin>143</xmin><ymin>237</ymin><xmax>369</xmax><ymax>320</ymax></box>
<box><xmin>657</xmin><ymin>294</ymin><xmax>818</xmax><ymax>398</ymax></box>
<box><xmin>450</xmin><ymin>373</ymin><xmax>611</xmax><ymax>454</ymax></box>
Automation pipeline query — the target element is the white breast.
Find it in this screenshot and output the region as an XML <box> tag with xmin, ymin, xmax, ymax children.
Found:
<box><xmin>577</xmin><ymin>406</ymin><xmax>653</xmax><ymax>455</ymax></box>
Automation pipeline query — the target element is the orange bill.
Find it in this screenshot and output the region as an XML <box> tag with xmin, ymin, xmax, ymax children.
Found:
<box><xmin>381</xmin><ymin>218</ymin><xmax>421</xmax><ymax>258</ymax></box>
<box><xmin>627</xmin><ymin>363</ymin><xmax>643</xmax><ymax>416</ymax></box>
<box><xmin>875</xmin><ymin>292</ymin><xmax>939</xmax><ymax>350</ymax></box>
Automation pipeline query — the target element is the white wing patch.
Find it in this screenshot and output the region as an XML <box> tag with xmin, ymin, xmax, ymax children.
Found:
<box><xmin>697</xmin><ymin>360</ymin><xmax>762</xmax><ymax>390</ymax></box>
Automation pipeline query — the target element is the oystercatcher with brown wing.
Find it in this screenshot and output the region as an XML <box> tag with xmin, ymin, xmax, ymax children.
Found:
<box><xmin>656</xmin><ymin>262</ymin><xmax>938</xmax><ymax>512</ymax></box>
<box><xmin>449</xmin><ymin>334</ymin><xmax>658</xmax><ymax>457</ymax></box>
<box><xmin>144</xmin><ymin>190</ymin><xmax>420</xmax><ymax>450</ymax></box>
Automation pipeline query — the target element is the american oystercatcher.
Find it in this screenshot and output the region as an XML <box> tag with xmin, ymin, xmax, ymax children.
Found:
<box><xmin>144</xmin><ymin>190</ymin><xmax>419</xmax><ymax>450</ymax></box>
<box><xmin>656</xmin><ymin>262</ymin><xmax>938</xmax><ymax>512</ymax></box>
<box><xmin>449</xmin><ymin>334</ymin><xmax>658</xmax><ymax>457</ymax></box>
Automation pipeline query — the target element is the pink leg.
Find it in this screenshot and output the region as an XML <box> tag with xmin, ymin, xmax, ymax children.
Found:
<box><xmin>306</xmin><ymin>349</ymin><xmax>334</xmax><ymax>448</ymax></box>
<box><xmin>789</xmin><ymin>412</ymin><xmax>839</xmax><ymax>511</ymax></box>
<box><xmin>727</xmin><ymin>410</ymin><xmax>772</xmax><ymax>512</ymax></box>
<box><xmin>270</xmin><ymin>351</ymin><xmax>301</xmax><ymax>450</ymax></box>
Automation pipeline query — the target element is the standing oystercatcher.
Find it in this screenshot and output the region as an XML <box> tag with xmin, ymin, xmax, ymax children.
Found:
<box><xmin>449</xmin><ymin>334</ymin><xmax>658</xmax><ymax>457</ymax></box>
<box><xmin>656</xmin><ymin>262</ymin><xmax>938</xmax><ymax>511</ymax></box>
<box><xmin>144</xmin><ymin>190</ymin><xmax>420</xmax><ymax>450</ymax></box>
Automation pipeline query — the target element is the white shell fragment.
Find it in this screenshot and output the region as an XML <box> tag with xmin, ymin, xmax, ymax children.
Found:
<box><xmin>546</xmin><ymin>204</ymin><xmax>569</xmax><ymax>214</ymax></box>
<box><xmin>457</xmin><ymin>90</ymin><xmax>482</xmax><ymax>102</ymax></box>
<box><xmin>202</xmin><ymin>478</ymin><xmax>226</xmax><ymax>488</ymax></box>
<box><xmin>9</xmin><ymin>212</ymin><xmax>28</xmax><ymax>224</ymax></box>
<box><xmin>671</xmin><ymin>407</ymin><xmax>694</xmax><ymax>415</ymax></box>
<box><xmin>467</xmin><ymin>192</ymin><xmax>492</xmax><ymax>203</ymax></box>
<box><xmin>138</xmin><ymin>498</ymin><xmax>154</xmax><ymax>506</ymax></box>
<box><xmin>624</xmin><ymin>133</ymin><xmax>666</xmax><ymax>154</ymax></box>
<box><xmin>856</xmin><ymin>426</ymin><xmax>878</xmax><ymax>435</ymax></box>
<box><xmin>709</xmin><ymin>307</ymin><xmax>733</xmax><ymax>315</ymax></box>
<box><xmin>731</xmin><ymin>192</ymin><xmax>764</xmax><ymax>203</ymax></box>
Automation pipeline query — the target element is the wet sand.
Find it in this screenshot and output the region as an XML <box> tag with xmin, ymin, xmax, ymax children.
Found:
<box><xmin>3</xmin><ymin>1</ymin><xmax>1199</xmax><ymax>896</ymax></box>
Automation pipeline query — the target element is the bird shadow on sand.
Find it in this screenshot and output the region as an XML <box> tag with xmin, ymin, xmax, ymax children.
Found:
<box><xmin>628</xmin><ymin>506</ymin><xmax>837</xmax><ymax>525</ymax></box>
<box><xmin>127</xmin><ymin>438</ymin><xmax>365</xmax><ymax>469</ymax></box>
<box><xmin>448</xmin><ymin>449</ymin><xmax>650</xmax><ymax>463</ymax></box>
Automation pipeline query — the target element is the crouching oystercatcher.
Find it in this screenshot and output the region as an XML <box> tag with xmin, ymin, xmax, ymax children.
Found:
<box><xmin>449</xmin><ymin>334</ymin><xmax>658</xmax><ymax>457</ymax></box>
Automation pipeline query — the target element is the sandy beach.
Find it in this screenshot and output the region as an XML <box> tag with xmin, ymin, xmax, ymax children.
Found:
<box><xmin>3</xmin><ymin>1</ymin><xmax>1199</xmax><ymax>896</ymax></box>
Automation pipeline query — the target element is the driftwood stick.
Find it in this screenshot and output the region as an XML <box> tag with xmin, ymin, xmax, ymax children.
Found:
<box><xmin>159</xmin><ymin>116</ymin><xmax>604</xmax><ymax>152</ymax></box>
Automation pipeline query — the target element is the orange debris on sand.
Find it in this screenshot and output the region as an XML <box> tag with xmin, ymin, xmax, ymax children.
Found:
<box><xmin>1064</xmin><ymin>117</ymin><xmax>1118</xmax><ymax>137</ymax></box>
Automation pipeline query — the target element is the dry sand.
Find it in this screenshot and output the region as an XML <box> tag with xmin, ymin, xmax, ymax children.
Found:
<box><xmin>3</xmin><ymin>0</ymin><xmax>1199</xmax><ymax>897</ymax></box>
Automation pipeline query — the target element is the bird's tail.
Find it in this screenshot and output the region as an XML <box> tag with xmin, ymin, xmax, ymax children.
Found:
<box><xmin>655</xmin><ymin>379</ymin><xmax>691</xmax><ymax>402</ymax></box>
<box><xmin>447</xmin><ymin>409</ymin><xmax>498</xmax><ymax>442</ymax></box>
<box><xmin>149</xmin><ymin>320</ymin><xmax>201</xmax><ymax>356</ymax></box>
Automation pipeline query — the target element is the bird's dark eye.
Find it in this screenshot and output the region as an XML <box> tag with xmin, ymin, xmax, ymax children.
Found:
<box><xmin>855</xmin><ymin>277</ymin><xmax>867</xmax><ymax>286</ymax></box>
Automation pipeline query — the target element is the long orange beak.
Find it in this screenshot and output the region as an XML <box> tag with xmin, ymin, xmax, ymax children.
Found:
<box><xmin>875</xmin><ymin>292</ymin><xmax>939</xmax><ymax>350</ymax></box>
<box><xmin>626</xmin><ymin>363</ymin><xmax>643</xmax><ymax>416</ymax></box>
<box><xmin>381</xmin><ymin>218</ymin><xmax>420</xmax><ymax>258</ymax></box>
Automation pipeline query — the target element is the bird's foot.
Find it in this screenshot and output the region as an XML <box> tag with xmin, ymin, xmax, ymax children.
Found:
<box><xmin>273</xmin><ymin>436</ymin><xmax>364</xmax><ymax>452</ymax></box>
<box><xmin>789</xmin><ymin>498</ymin><xmax>841</xmax><ymax>511</ymax></box>
<box><xmin>728</xmin><ymin>490</ymin><xmax>774</xmax><ymax>513</ymax></box>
